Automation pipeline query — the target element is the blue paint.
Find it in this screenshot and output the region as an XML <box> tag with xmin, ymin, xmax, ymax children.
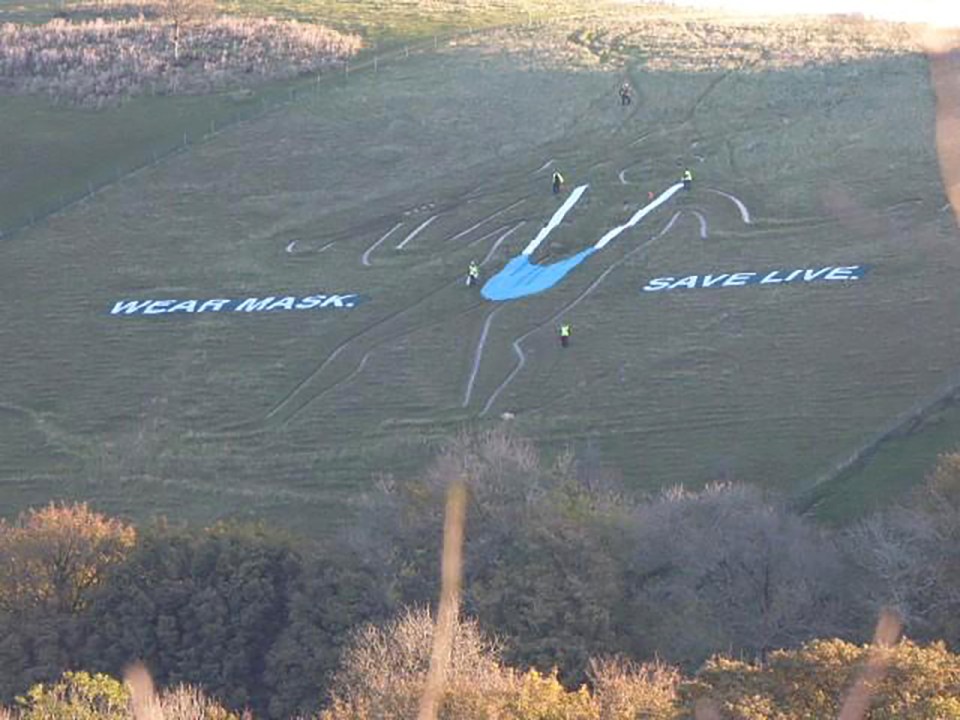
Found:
<box><xmin>481</xmin><ymin>182</ymin><xmax>684</xmax><ymax>302</ymax></box>
<box><xmin>481</xmin><ymin>248</ymin><xmax>596</xmax><ymax>301</ymax></box>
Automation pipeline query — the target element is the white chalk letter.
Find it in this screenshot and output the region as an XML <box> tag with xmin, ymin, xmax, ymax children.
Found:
<box><xmin>803</xmin><ymin>268</ymin><xmax>831</xmax><ymax>282</ymax></box>
<box><xmin>642</xmin><ymin>277</ymin><xmax>674</xmax><ymax>292</ymax></box>
<box><xmin>143</xmin><ymin>300</ymin><xmax>175</xmax><ymax>315</ymax></box>
<box><xmin>295</xmin><ymin>295</ymin><xmax>326</xmax><ymax>309</ymax></box>
<box><xmin>701</xmin><ymin>274</ymin><xmax>729</xmax><ymax>288</ymax></box>
<box><xmin>670</xmin><ymin>276</ymin><xmax>699</xmax><ymax>290</ymax></box>
<box><xmin>198</xmin><ymin>299</ymin><xmax>231</xmax><ymax>312</ymax></box>
<box><xmin>723</xmin><ymin>273</ymin><xmax>755</xmax><ymax>287</ymax></box>
<box><xmin>110</xmin><ymin>299</ymin><xmax>153</xmax><ymax>315</ymax></box>
<box><xmin>825</xmin><ymin>266</ymin><xmax>860</xmax><ymax>280</ymax></box>
<box><xmin>235</xmin><ymin>297</ymin><xmax>275</xmax><ymax>312</ymax></box>
<box><xmin>168</xmin><ymin>300</ymin><xmax>198</xmax><ymax>314</ymax></box>
<box><xmin>321</xmin><ymin>294</ymin><xmax>358</xmax><ymax>308</ymax></box>
<box><xmin>268</xmin><ymin>296</ymin><xmax>296</xmax><ymax>311</ymax></box>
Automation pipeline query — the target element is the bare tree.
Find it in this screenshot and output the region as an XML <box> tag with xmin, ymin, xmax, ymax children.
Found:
<box><xmin>325</xmin><ymin>608</ymin><xmax>510</xmax><ymax>719</ymax></box>
<box><xmin>161</xmin><ymin>0</ymin><xmax>214</xmax><ymax>62</ymax></box>
<box><xmin>624</xmin><ymin>484</ymin><xmax>857</xmax><ymax>665</ymax></box>
<box><xmin>844</xmin><ymin>452</ymin><xmax>960</xmax><ymax>642</ymax></box>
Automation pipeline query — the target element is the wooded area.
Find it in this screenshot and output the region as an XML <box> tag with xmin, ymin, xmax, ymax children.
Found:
<box><xmin>2</xmin><ymin>431</ymin><xmax>960</xmax><ymax>717</ymax></box>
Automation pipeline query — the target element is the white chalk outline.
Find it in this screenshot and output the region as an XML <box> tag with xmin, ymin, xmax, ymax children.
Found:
<box><xmin>481</xmin><ymin>222</ymin><xmax>525</xmax><ymax>266</ymax></box>
<box><xmin>467</xmin><ymin>225</ymin><xmax>508</xmax><ymax>249</ymax></box>
<box><xmin>522</xmin><ymin>184</ymin><xmax>589</xmax><ymax>256</ymax></box>
<box><xmin>457</xmin><ymin>223</ymin><xmax>528</xmax><ymax>407</ymax></box>
<box><xmin>705</xmin><ymin>188</ymin><xmax>751</xmax><ymax>224</ymax></box>
<box><xmin>689</xmin><ymin>210</ymin><xmax>708</xmax><ymax>239</ymax></box>
<box><xmin>595</xmin><ymin>183</ymin><xmax>684</xmax><ymax>249</ymax></box>
<box><xmin>361</xmin><ymin>222</ymin><xmax>404</xmax><ymax>266</ymax></box>
<box><xmin>480</xmin><ymin>210</ymin><xmax>683</xmax><ymax>416</ymax></box>
<box><xmin>532</xmin><ymin>159</ymin><xmax>555</xmax><ymax>174</ymax></box>
<box><xmin>463</xmin><ymin>306</ymin><xmax>502</xmax><ymax>407</ymax></box>
<box><xmin>395</xmin><ymin>215</ymin><xmax>438</xmax><ymax>249</ymax></box>
<box><xmin>447</xmin><ymin>199</ymin><xmax>525</xmax><ymax>243</ymax></box>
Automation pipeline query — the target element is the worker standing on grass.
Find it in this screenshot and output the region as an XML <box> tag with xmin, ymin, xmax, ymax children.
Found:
<box><xmin>552</xmin><ymin>171</ymin><xmax>565</xmax><ymax>195</ymax></box>
<box><xmin>466</xmin><ymin>260</ymin><xmax>480</xmax><ymax>287</ymax></box>
<box><xmin>682</xmin><ymin>168</ymin><xmax>693</xmax><ymax>190</ymax></box>
<box><xmin>559</xmin><ymin>323</ymin><xmax>571</xmax><ymax>348</ymax></box>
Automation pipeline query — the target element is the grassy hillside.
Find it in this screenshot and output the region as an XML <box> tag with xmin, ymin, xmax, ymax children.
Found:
<box><xmin>0</xmin><ymin>0</ymin><xmax>565</xmax><ymax>236</ymax></box>
<box><xmin>1</xmin><ymin>4</ymin><xmax>958</xmax><ymax>534</ymax></box>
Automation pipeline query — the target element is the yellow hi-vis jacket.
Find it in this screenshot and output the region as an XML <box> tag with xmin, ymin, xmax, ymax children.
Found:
<box><xmin>468</xmin><ymin>264</ymin><xmax>480</xmax><ymax>277</ymax></box>
<box><xmin>559</xmin><ymin>324</ymin><xmax>571</xmax><ymax>337</ymax></box>
<box><xmin>682</xmin><ymin>170</ymin><xmax>693</xmax><ymax>182</ymax></box>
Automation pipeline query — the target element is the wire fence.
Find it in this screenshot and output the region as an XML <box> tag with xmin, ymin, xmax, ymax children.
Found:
<box><xmin>0</xmin><ymin>24</ymin><xmax>504</xmax><ymax>241</ymax></box>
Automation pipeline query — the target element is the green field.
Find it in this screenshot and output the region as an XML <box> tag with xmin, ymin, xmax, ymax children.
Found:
<box><xmin>0</xmin><ymin>0</ymin><xmax>563</xmax><ymax>235</ymax></box>
<box><xmin>801</xmin><ymin>391</ymin><xmax>960</xmax><ymax>523</ymax></box>
<box><xmin>2</xmin><ymin>3</ymin><xmax>959</xmax><ymax>534</ymax></box>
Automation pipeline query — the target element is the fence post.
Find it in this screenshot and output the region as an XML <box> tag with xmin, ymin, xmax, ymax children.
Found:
<box><xmin>405</xmin><ymin>45</ymin><xmax>409</xmax><ymax>58</ymax></box>
<box><xmin>210</xmin><ymin>119</ymin><xmax>215</xmax><ymax>135</ymax></box>
<box><xmin>88</xmin><ymin>180</ymin><xmax>93</xmax><ymax>195</ymax></box>
<box><xmin>183</xmin><ymin>131</ymin><xmax>188</xmax><ymax>146</ymax></box>
<box><xmin>374</xmin><ymin>55</ymin><xmax>378</xmax><ymax>73</ymax></box>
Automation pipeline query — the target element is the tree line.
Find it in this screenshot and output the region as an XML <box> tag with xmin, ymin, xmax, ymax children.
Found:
<box><xmin>2</xmin><ymin>430</ymin><xmax>960</xmax><ymax>717</ymax></box>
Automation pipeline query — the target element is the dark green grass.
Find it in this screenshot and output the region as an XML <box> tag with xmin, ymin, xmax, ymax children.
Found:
<box><xmin>2</xmin><ymin>13</ymin><xmax>959</xmax><ymax>533</ymax></box>
<box><xmin>803</xmin><ymin>397</ymin><xmax>960</xmax><ymax>524</ymax></box>
<box><xmin>0</xmin><ymin>92</ymin><xmax>265</xmax><ymax>234</ymax></box>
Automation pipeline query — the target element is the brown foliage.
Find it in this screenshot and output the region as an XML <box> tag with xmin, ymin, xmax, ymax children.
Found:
<box><xmin>589</xmin><ymin>657</ymin><xmax>682</xmax><ymax>720</ymax></box>
<box><xmin>689</xmin><ymin>637</ymin><xmax>960</xmax><ymax>719</ymax></box>
<box><xmin>0</xmin><ymin>667</ymin><xmax>238</xmax><ymax>720</ymax></box>
<box><xmin>0</xmin><ymin>15</ymin><xmax>362</xmax><ymax>105</ymax></box>
<box><xmin>0</xmin><ymin>502</ymin><xmax>135</xmax><ymax>614</ymax></box>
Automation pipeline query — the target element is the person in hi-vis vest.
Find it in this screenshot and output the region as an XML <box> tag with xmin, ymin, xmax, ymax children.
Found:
<box><xmin>552</xmin><ymin>171</ymin><xmax>565</xmax><ymax>195</ymax></box>
<box><xmin>682</xmin><ymin>169</ymin><xmax>693</xmax><ymax>190</ymax></box>
<box><xmin>467</xmin><ymin>261</ymin><xmax>480</xmax><ymax>287</ymax></box>
<box><xmin>559</xmin><ymin>323</ymin><xmax>571</xmax><ymax>348</ymax></box>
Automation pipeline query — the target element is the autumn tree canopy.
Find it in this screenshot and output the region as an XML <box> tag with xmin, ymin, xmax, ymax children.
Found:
<box><xmin>0</xmin><ymin>503</ymin><xmax>135</xmax><ymax>615</ymax></box>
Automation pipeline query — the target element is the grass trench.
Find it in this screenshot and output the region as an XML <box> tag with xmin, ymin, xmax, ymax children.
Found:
<box><xmin>1</xmin><ymin>6</ymin><xmax>958</xmax><ymax>533</ymax></box>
